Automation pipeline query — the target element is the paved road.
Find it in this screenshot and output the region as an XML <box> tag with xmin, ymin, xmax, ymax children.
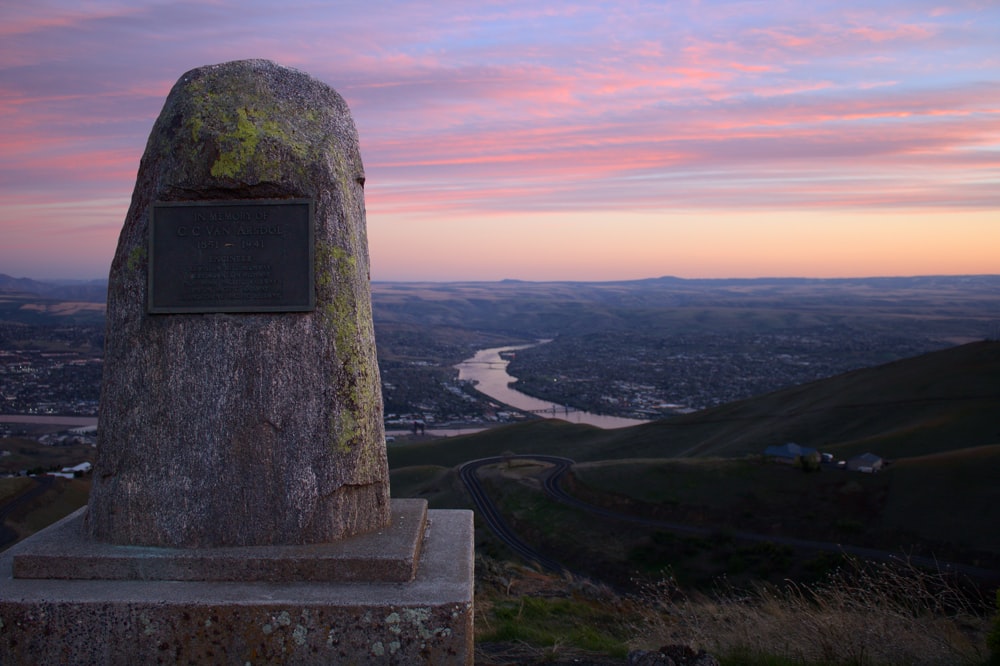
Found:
<box><xmin>460</xmin><ymin>454</ymin><xmax>1000</xmax><ymax>582</ymax></box>
<box><xmin>460</xmin><ymin>457</ymin><xmax>566</xmax><ymax>573</ymax></box>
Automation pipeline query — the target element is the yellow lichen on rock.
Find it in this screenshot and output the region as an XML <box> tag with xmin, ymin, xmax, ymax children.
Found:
<box><xmin>210</xmin><ymin>107</ymin><xmax>261</xmax><ymax>179</ymax></box>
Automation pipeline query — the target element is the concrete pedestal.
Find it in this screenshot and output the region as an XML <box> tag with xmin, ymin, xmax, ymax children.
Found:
<box><xmin>0</xmin><ymin>499</ymin><xmax>473</xmax><ymax>665</ymax></box>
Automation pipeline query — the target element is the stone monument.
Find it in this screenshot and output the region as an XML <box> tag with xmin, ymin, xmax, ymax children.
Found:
<box><xmin>89</xmin><ymin>57</ymin><xmax>389</xmax><ymax>548</ymax></box>
<box><xmin>0</xmin><ymin>60</ymin><xmax>473</xmax><ymax>664</ymax></box>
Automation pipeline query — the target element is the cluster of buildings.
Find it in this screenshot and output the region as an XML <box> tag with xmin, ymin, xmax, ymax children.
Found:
<box><xmin>0</xmin><ymin>347</ymin><xmax>101</xmax><ymax>417</ymax></box>
<box><xmin>505</xmin><ymin>327</ymin><xmax>941</xmax><ymax>418</ymax></box>
<box><xmin>47</xmin><ymin>461</ymin><xmax>93</xmax><ymax>479</ymax></box>
<box><xmin>763</xmin><ymin>442</ymin><xmax>885</xmax><ymax>472</ymax></box>
<box><xmin>0</xmin><ymin>424</ymin><xmax>96</xmax><ymax>478</ymax></box>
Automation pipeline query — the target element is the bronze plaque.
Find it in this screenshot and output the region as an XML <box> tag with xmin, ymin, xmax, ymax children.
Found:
<box><xmin>148</xmin><ymin>199</ymin><xmax>314</xmax><ymax>313</ymax></box>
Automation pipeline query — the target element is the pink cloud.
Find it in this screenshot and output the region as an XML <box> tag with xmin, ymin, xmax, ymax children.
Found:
<box><xmin>848</xmin><ymin>24</ymin><xmax>935</xmax><ymax>43</ymax></box>
<box><xmin>0</xmin><ymin>4</ymin><xmax>141</xmax><ymax>40</ymax></box>
<box><xmin>1</xmin><ymin>0</ymin><xmax>998</xmax><ymax>280</ymax></box>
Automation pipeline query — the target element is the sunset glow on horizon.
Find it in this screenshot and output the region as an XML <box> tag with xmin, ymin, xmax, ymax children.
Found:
<box><xmin>1</xmin><ymin>1</ymin><xmax>998</xmax><ymax>282</ymax></box>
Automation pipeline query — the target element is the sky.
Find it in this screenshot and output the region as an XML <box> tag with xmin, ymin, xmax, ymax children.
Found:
<box><xmin>1</xmin><ymin>1</ymin><xmax>998</xmax><ymax>282</ymax></box>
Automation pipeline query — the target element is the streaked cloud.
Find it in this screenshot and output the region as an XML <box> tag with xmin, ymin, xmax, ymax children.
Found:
<box><xmin>0</xmin><ymin>0</ymin><xmax>997</xmax><ymax>280</ymax></box>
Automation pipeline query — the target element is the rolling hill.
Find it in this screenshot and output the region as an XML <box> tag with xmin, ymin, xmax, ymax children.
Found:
<box><xmin>0</xmin><ymin>274</ymin><xmax>106</xmax><ymax>324</ymax></box>
<box><xmin>389</xmin><ymin>340</ymin><xmax>1000</xmax><ymax>576</ymax></box>
<box><xmin>390</xmin><ymin>339</ymin><xmax>1000</xmax><ymax>468</ymax></box>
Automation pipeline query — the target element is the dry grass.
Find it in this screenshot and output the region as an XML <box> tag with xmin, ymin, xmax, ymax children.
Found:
<box><xmin>635</xmin><ymin>558</ymin><xmax>992</xmax><ymax>665</ymax></box>
<box><xmin>474</xmin><ymin>556</ymin><xmax>635</xmax><ymax>664</ymax></box>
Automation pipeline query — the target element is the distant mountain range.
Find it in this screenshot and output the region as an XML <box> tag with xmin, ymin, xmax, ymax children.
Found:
<box><xmin>0</xmin><ymin>274</ymin><xmax>106</xmax><ymax>303</ymax></box>
<box><xmin>5</xmin><ymin>272</ymin><xmax>1000</xmax><ymax>306</ymax></box>
<box><xmin>4</xmin><ymin>273</ymin><xmax>999</xmax><ymax>336</ymax></box>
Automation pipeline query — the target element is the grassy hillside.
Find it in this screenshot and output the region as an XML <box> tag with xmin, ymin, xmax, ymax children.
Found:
<box><xmin>391</xmin><ymin>340</ymin><xmax>1000</xmax><ymax>466</ymax></box>
<box><xmin>0</xmin><ymin>476</ymin><xmax>90</xmax><ymax>549</ymax></box>
<box><xmin>389</xmin><ymin>340</ymin><xmax>1000</xmax><ymax>583</ymax></box>
<box><xmin>0</xmin><ymin>438</ymin><xmax>95</xmax><ymax>476</ymax></box>
<box><xmin>388</xmin><ymin>419</ymin><xmax>617</xmax><ymax>468</ymax></box>
<box><xmin>571</xmin><ymin>447</ymin><xmax>1000</xmax><ymax>563</ymax></box>
<box><xmin>601</xmin><ymin>339</ymin><xmax>999</xmax><ymax>461</ymax></box>
<box><xmin>883</xmin><ymin>445</ymin><xmax>1000</xmax><ymax>553</ymax></box>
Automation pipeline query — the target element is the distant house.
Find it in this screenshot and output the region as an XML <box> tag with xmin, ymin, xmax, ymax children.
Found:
<box><xmin>764</xmin><ymin>442</ymin><xmax>819</xmax><ymax>465</ymax></box>
<box><xmin>847</xmin><ymin>453</ymin><xmax>883</xmax><ymax>473</ymax></box>
<box><xmin>50</xmin><ymin>462</ymin><xmax>93</xmax><ymax>479</ymax></box>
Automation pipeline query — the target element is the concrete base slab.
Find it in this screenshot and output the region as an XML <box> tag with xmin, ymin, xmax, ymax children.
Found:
<box><xmin>13</xmin><ymin>499</ymin><xmax>427</xmax><ymax>583</ymax></box>
<box><xmin>0</xmin><ymin>505</ymin><xmax>474</xmax><ymax>665</ymax></box>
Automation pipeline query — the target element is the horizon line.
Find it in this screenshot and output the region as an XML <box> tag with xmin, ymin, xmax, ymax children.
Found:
<box><xmin>5</xmin><ymin>272</ymin><xmax>1000</xmax><ymax>285</ymax></box>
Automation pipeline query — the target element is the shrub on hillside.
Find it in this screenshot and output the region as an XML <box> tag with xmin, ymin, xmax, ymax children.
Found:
<box><xmin>635</xmin><ymin>558</ymin><xmax>991</xmax><ymax>665</ymax></box>
<box><xmin>988</xmin><ymin>589</ymin><xmax>1000</xmax><ymax>664</ymax></box>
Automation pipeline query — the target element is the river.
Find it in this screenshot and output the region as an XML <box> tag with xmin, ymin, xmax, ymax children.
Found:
<box><xmin>455</xmin><ymin>343</ymin><xmax>647</xmax><ymax>429</ymax></box>
<box><xmin>2</xmin><ymin>343</ymin><xmax>646</xmax><ymax>436</ymax></box>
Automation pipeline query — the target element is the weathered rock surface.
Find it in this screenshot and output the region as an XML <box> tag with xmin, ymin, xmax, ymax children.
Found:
<box><xmin>86</xmin><ymin>59</ymin><xmax>390</xmax><ymax>547</ymax></box>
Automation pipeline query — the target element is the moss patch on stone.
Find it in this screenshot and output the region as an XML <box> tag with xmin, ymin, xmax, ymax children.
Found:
<box><xmin>316</xmin><ymin>241</ymin><xmax>366</xmax><ymax>454</ymax></box>
<box><xmin>126</xmin><ymin>246</ymin><xmax>147</xmax><ymax>272</ymax></box>
<box><xmin>210</xmin><ymin>108</ymin><xmax>260</xmax><ymax>179</ymax></box>
<box><xmin>174</xmin><ymin>71</ymin><xmax>333</xmax><ymax>185</ymax></box>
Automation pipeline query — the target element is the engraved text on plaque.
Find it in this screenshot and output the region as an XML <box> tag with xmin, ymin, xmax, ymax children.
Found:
<box><xmin>148</xmin><ymin>199</ymin><xmax>314</xmax><ymax>313</ymax></box>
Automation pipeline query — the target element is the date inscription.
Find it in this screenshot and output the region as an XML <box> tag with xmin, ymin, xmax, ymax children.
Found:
<box><xmin>148</xmin><ymin>199</ymin><xmax>314</xmax><ymax>313</ymax></box>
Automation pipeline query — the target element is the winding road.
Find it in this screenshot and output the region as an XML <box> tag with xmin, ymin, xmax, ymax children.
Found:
<box><xmin>459</xmin><ymin>456</ymin><xmax>567</xmax><ymax>573</ymax></box>
<box><xmin>459</xmin><ymin>454</ymin><xmax>1000</xmax><ymax>582</ymax></box>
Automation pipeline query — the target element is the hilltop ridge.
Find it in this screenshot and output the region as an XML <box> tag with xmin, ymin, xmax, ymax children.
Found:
<box><xmin>390</xmin><ymin>340</ymin><xmax>1000</xmax><ymax>467</ymax></box>
<box><xmin>0</xmin><ymin>274</ymin><xmax>106</xmax><ymax>303</ymax></box>
<box><xmin>389</xmin><ymin>340</ymin><xmax>1000</xmax><ymax>595</ymax></box>
<box><xmin>629</xmin><ymin>338</ymin><xmax>1000</xmax><ymax>460</ymax></box>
